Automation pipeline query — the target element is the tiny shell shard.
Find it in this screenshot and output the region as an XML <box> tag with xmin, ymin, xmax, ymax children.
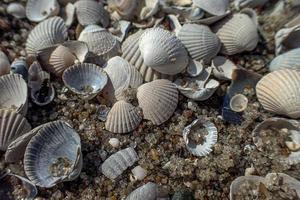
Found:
<box><xmin>193</xmin><ymin>0</ymin><xmax>229</xmax><ymax>16</ymax></box>
<box><xmin>101</xmin><ymin>147</ymin><xmax>138</xmax><ymax>180</ymax></box>
<box><xmin>211</xmin><ymin>56</ymin><xmax>238</xmax><ymax>80</ymax></box>
<box><xmin>125</xmin><ymin>182</ymin><xmax>169</xmax><ymax>200</ymax></box>
<box><xmin>26</xmin><ymin>0</ymin><xmax>60</xmax><ymax>22</ymax></box>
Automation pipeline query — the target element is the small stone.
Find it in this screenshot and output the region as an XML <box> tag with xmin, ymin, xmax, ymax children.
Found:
<box><xmin>108</xmin><ymin>138</ymin><xmax>120</xmax><ymax>148</ymax></box>
<box><xmin>131</xmin><ymin>165</ymin><xmax>147</xmax><ymax>181</ymax></box>
<box><xmin>244</xmin><ymin>167</ymin><xmax>256</xmax><ymax>176</ymax></box>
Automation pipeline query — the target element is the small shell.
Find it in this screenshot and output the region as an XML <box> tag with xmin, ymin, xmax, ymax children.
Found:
<box><xmin>221</xmin><ymin>94</ymin><xmax>242</xmax><ymax>125</ymax></box>
<box><xmin>126</xmin><ymin>182</ymin><xmax>169</xmax><ymax>200</ymax></box>
<box><xmin>64</xmin><ymin>3</ymin><xmax>75</xmax><ymax>27</ymax></box>
<box><xmin>211</xmin><ymin>56</ymin><xmax>238</xmax><ymax>80</ymax></box>
<box><xmin>137</xmin><ymin>79</ymin><xmax>178</xmax><ymax>125</ymax></box>
<box><xmin>26</xmin><ymin>0</ymin><xmax>60</xmax><ymax>22</ymax></box>
<box><xmin>101</xmin><ymin>147</ymin><xmax>138</xmax><ymax>180</ymax></box>
<box><xmin>28</xmin><ymin>61</ymin><xmax>50</xmax><ymax>91</ymax></box>
<box><xmin>275</xmin><ymin>25</ymin><xmax>300</xmax><ymax>55</ymax></box>
<box><xmin>230</xmin><ymin>94</ymin><xmax>248</xmax><ymax>112</ymax></box>
<box><xmin>193</xmin><ymin>0</ymin><xmax>229</xmax><ymax>16</ymax></box>
<box><xmin>269</xmin><ymin>48</ymin><xmax>300</xmax><ymax>71</ymax></box>
<box><xmin>105</xmin><ymin>100</ymin><xmax>142</xmax><ymax>134</ymax></box>
<box><xmin>256</xmin><ymin>69</ymin><xmax>300</xmax><ymax>118</ymax></box>
<box><xmin>10</xmin><ymin>58</ymin><xmax>28</xmax><ymax>80</ymax></box>
<box><xmin>0</xmin><ymin>50</ymin><xmax>10</xmax><ymax>76</ymax></box>
<box><xmin>24</xmin><ymin>120</ymin><xmax>82</xmax><ymax>188</ymax></box>
<box><xmin>131</xmin><ymin>166</ymin><xmax>147</xmax><ymax>181</ymax></box>
<box><xmin>139</xmin><ymin>27</ymin><xmax>188</xmax><ymax>75</ymax></box>
<box><xmin>186</xmin><ymin>59</ymin><xmax>204</xmax><ymax>77</ymax></box>
<box><xmin>234</xmin><ymin>0</ymin><xmax>268</xmax><ymax>10</ymax></box>
<box><xmin>6</xmin><ymin>3</ymin><xmax>26</xmax><ymax>19</ymax></box>
<box><xmin>108</xmin><ymin>0</ymin><xmax>139</xmax><ymax>19</ymax></box>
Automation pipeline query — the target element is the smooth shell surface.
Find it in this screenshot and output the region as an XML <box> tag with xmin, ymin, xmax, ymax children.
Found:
<box><xmin>230</xmin><ymin>94</ymin><xmax>248</xmax><ymax>112</ymax></box>
<box><xmin>0</xmin><ymin>51</ymin><xmax>10</xmax><ymax>76</ymax></box>
<box><xmin>269</xmin><ymin>48</ymin><xmax>300</xmax><ymax>71</ymax></box>
<box><xmin>212</xmin><ymin>56</ymin><xmax>238</xmax><ymax>80</ymax></box>
<box><xmin>193</xmin><ymin>0</ymin><xmax>229</xmax><ymax>16</ymax></box>
<box><xmin>10</xmin><ymin>58</ymin><xmax>28</xmax><ymax>80</ymax></box>
<box><xmin>126</xmin><ymin>182</ymin><xmax>169</xmax><ymax>200</ymax></box>
<box><xmin>26</xmin><ymin>0</ymin><xmax>60</xmax><ymax>22</ymax></box>
<box><xmin>7</xmin><ymin>3</ymin><xmax>26</xmax><ymax>19</ymax></box>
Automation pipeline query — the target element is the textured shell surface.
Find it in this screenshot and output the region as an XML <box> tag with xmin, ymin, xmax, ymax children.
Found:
<box><xmin>275</xmin><ymin>25</ymin><xmax>300</xmax><ymax>55</ymax></box>
<box><xmin>108</xmin><ymin>0</ymin><xmax>139</xmax><ymax>19</ymax></box>
<box><xmin>0</xmin><ymin>50</ymin><xmax>10</xmax><ymax>76</ymax></box>
<box><xmin>140</xmin><ymin>0</ymin><xmax>160</xmax><ymax>20</ymax></box>
<box><xmin>26</xmin><ymin>0</ymin><xmax>60</xmax><ymax>22</ymax></box>
<box><xmin>229</xmin><ymin>94</ymin><xmax>248</xmax><ymax>112</ymax></box>
<box><xmin>211</xmin><ymin>56</ymin><xmax>238</xmax><ymax>80</ymax></box>
<box><xmin>269</xmin><ymin>48</ymin><xmax>300</xmax><ymax>71</ymax></box>
<box><xmin>137</xmin><ymin>79</ymin><xmax>178</xmax><ymax>125</ymax></box>
<box><xmin>139</xmin><ymin>27</ymin><xmax>188</xmax><ymax>75</ymax></box>
<box><xmin>101</xmin><ymin>147</ymin><xmax>138</xmax><ymax>180</ymax></box>
<box><xmin>24</xmin><ymin>120</ymin><xmax>82</xmax><ymax>188</ymax></box>
<box><xmin>256</xmin><ymin>69</ymin><xmax>300</xmax><ymax>118</ymax></box>
<box><xmin>126</xmin><ymin>182</ymin><xmax>169</xmax><ymax>200</ymax></box>
<box><xmin>193</xmin><ymin>0</ymin><xmax>229</xmax><ymax>16</ymax></box>
<box><xmin>7</xmin><ymin>3</ymin><xmax>26</xmax><ymax>19</ymax></box>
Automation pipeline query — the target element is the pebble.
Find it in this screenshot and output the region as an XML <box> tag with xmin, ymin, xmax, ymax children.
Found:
<box><xmin>131</xmin><ymin>165</ymin><xmax>147</xmax><ymax>181</ymax></box>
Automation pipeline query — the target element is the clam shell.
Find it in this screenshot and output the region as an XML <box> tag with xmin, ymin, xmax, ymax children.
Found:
<box><xmin>137</xmin><ymin>79</ymin><xmax>178</xmax><ymax>125</ymax></box>
<box><xmin>0</xmin><ymin>50</ymin><xmax>10</xmax><ymax>76</ymax></box>
<box><xmin>211</xmin><ymin>56</ymin><xmax>237</xmax><ymax>80</ymax></box>
<box><xmin>126</xmin><ymin>182</ymin><xmax>169</xmax><ymax>200</ymax></box>
<box><xmin>24</xmin><ymin>120</ymin><xmax>82</xmax><ymax>188</ymax></box>
<box><xmin>0</xmin><ymin>109</ymin><xmax>31</xmax><ymax>151</ymax></box>
<box><xmin>63</xmin><ymin>3</ymin><xmax>76</xmax><ymax>27</ymax></box>
<box><xmin>275</xmin><ymin>25</ymin><xmax>300</xmax><ymax>55</ymax></box>
<box><xmin>256</xmin><ymin>69</ymin><xmax>300</xmax><ymax>118</ymax></box>
<box><xmin>229</xmin><ymin>94</ymin><xmax>248</xmax><ymax>112</ymax></box>
<box><xmin>105</xmin><ymin>100</ymin><xmax>143</xmax><ymax>134</ymax></box>
<box><xmin>101</xmin><ymin>147</ymin><xmax>138</xmax><ymax>180</ymax></box>
<box><xmin>26</xmin><ymin>0</ymin><xmax>60</xmax><ymax>22</ymax></box>
<box><xmin>108</xmin><ymin>0</ymin><xmax>139</xmax><ymax>19</ymax></box>
<box><xmin>177</xmin><ymin>23</ymin><xmax>221</xmax><ymax>63</ymax></box>
<box><xmin>7</xmin><ymin>3</ymin><xmax>26</xmax><ymax>19</ymax></box>
<box><xmin>139</xmin><ymin>27</ymin><xmax>188</xmax><ymax>75</ymax></box>
<box><xmin>193</xmin><ymin>0</ymin><xmax>229</xmax><ymax>16</ymax></box>
<box><xmin>269</xmin><ymin>48</ymin><xmax>300</xmax><ymax>71</ymax></box>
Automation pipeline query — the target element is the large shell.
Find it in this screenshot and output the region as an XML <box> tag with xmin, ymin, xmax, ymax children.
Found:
<box><xmin>101</xmin><ymin>147</ymin><xmax>138</xmax><ymax>180</ymax></box>
<box><xmin>211</xmin><ymin>56</ymin><xmax>238</xmax><ymax>80</ymax></box>
<box><xmin>177</xmin><ymin>24</ymin><xmax>221</xmax><ymax>63</ymax></box>
<box><xmin>139</xmin><ymin>27</ymin><xmax>188</xmax><ymax>75</ymax></box>
<box><xmin>7</xmin><ymin>3</ymin><xmax>26</xmax><ymax>19</ymax></box>
<box><xmin>192</xmin><ymin>0</ymin><xmax>229</xmax><ymax>16</ymax></box>
<box><xmin>105</xmin><ymin>100</ymin><xmax>143</xmax><ymax>134</ymax></box>
<box><xmin>137</xmin><ymin>79</ymin><xmax>178</xmax><ymax>125</ymax></box>
<box><xmin>275</xmin><ymin>25</ymin><xmax>300</xmax><ymax>55</ymax></box>
<box><xmin>256</xmin><ymin>69</ymin><xmax>300</xmax><ymax>118</ymax></box>
<box><xmin>0</xmin><ymin>50</ymin><xmax>10</xmax><ymax>76</ymax></box>
<box><xmin>108</xmin><ymin>0</ymin><xmax>139</xmax><ymax>19</ymax></box>
<box><xmin>126</xmin><ymin>182</ymin><xmax>169</xmax><ymax>200</ymax></box>
<box><xmin>269</xmin><ymin>48</ymin><xmax>300</xmax><ymax>72</ymax></box>
<box><xmin>26</xmin><ymin>0</ymin><xmax>60</xmax><ymax>22</ymax></box>
<box><xmin>24</xmin><ymin>120</ymin><xmax>82</xmax><ymax>188</ymax></box>
<box><xmin>26</xmin><ymin>17</ymin><xmax>68</xmax><ymax>57</ymax></box>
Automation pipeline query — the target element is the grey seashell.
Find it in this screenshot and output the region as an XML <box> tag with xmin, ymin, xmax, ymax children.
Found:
<box><xmin>24</xmin><ymin>120</ymin><xmax>82</xmax><ymax>188</ymax></box>
<box><xmin>186</xmin><ymin>59</ymin><xmax>204</xmax><ymax>77</ymax></box>
<box><xmin>30</xmin><ymin>81</ymin><xmax>55</xmax><ymax>106</ymax></box>
<box><xmin>212</xmin><ymin>56</ymin><xmax>238</xmax><ymax>80</ymax></box>
<box><xmin>177</xmin><ymin>23</ymin><xmax>221</xmax><ymax>63</ymax></box>
<box><xmin>230</xmin><ymin>94</ymin><xmax>248</xmax><ymax>112</ymax></box>
<box><xmin>26</xmin><ymin>0</ymin><xmax>60</xmax><ymax>22</ymax></box>
<box><xmin>275</xmin><ymin>25</ymin><xmax>300</xmax><ymax>55</ymax></box>
<box><xmin>101</xmin><ymin>147</ymin><xmax>138</xmax><ymax>180</ymax></box>
<box><xmin>10</xmin><ymin>58</ymin><xmax>28</xmax><ymax>80</ymax></box>
<box><xmin>234</xmin><ymin>0</ymin><xmax>268</xmax><ymax>10</ymax></box>
<box><xmin>0</xmin><ymin>50</ymin><xmax>10</xmax><ymax>76</ymax></box>
<box><xmin>193</xmin><ymin>0</ymin><xmax>229</xmax><ymax>16</ymax></box>
<box><xmin>126</xmin><ymin>182</ymin><xmax>169</xmax><ymax>200</ymax></box>
<box><xmin>7</xmin><ymin>3</ymin><xmax>26</xmax><ymax>19</ymax></box>
<box><xmin>269</xmin><ymin>48</ymin><xmax>300</xmax><ymax>71</ymax></box>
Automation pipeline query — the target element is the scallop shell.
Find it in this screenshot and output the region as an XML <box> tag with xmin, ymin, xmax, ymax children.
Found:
<box><xmin>275</xmin><ymin>25</ymin><xmax>300</xmax><ymax>55</ymax></box>
<box><xmin>193</xmin><ymin>0</ymin><xmax>229</xmax><ymax>16</ymax></box>
<box><xmin>0</xmin><ymin>109</ymin><xmax>31</xmax><ymax>151</ymax></box>
<box><xmin>0</xmin><ymin>50</ymin><xmax>10</xmax><ymax>76</ymax></box>
<box><xmin>7</xmin><ymin>3</ymin><xmax>26</xmax><ymax>19</ymax></box>
<box><xmin>269</xmin><ymin>48</ymin><xmax>300</xmax><ymax>71</ymax></box>
<box><xmin>105</xmin><ymin>100</ymin><xmax>143</xmax><ymax>134</ymax></box>
<box><xmin>101</xmin><ymin>147</ymin><xmax>138</xmax><ymax>180</ymax></box>
<box><xmin>26</xmin><ymin>17</ymin><xmax>68</xmax><ymax>57</ymax></box>
<box><xmin>139</xmin><ymin>27</ymin><xmax>188</xmax><ymax>75</ymax></box>
<box><xmin>212</xmin><ymin>56</ymin><xmax>238</xmax><ymax>80</ymax></box>
<box><xmin>0</xmin><ymin>74</ymin><xmax>28</xmax><ymax>116</ymax></box>
<box><xmin>230</xmin><ymin>94</ymin><xmax>248</xmax><ymax>112</ymax></box>
<box><xmin>137</xmin><ymin>79</ymin><xmax>178</xmax><ymax>125</ymax></box>
<box><xmin>24</xmin><ymin>120</ymin><xmax>82</xmax><ymax>188</ymax></box>
<box><xmin>108</xmin><ymin>0</ymin><xmax>139</xmax><ymax>19</ymax></box>
<box><xmin>256</xmin><ymin>69</ymin><xmax>300</xmax><ymax>118</ymax></box>
<box><xmin>126</xmin><ymin>182</ymin><xmax>169</xmax><ymax>200</ymax></box>
<box><xmin>26</xmin><ymin>0</ymin><xmax>60</xmax><ymax>22</ymax></box>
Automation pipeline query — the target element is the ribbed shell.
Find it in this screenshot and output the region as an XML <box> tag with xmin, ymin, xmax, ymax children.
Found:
<box><xmin>178</xmin><ymin>24</ymin><xmax>221</xmax><ymax>63</ymax></box>
<box><xmin>137</xmin><ymin>79</ymin><xmax>178</xmax><ymax>125</ymax></box>
<box><xmin>256</xmin><ymin>69</ymin><xmax>300</xmax><ymax>118</ymax></box>
<box><xmin>26</xmin><ymin>0</ymin><xmax>60</xmax><ymax>22</ymax></box>
<box><xmin>0</xmin><ymin>51</ymin><xmax>10</xmax><ymax>76</ymax></box>
<box><xmin>26</xmin><ymin>17</ymin><xmax>68</xmax><ymax>57</ymax></box>
<box><xmin>126</xmin><ymin>182</ymin><xmax>169</xmax><ymax>200</ymax></box>
<box><xmin>269</xmin><ymin>48</ymin><xmax>300</xmax><ymax>71</ymax></box>
<box><xmin>105</xmin><ymin>100</ymin><xmax>142</xmax><ymax>134</ymax></box>
<box><xmin>7</xmin><ymin>3</ymin><xmax>26</xmax><ymax>19</ymax></box>
<box><xmin>0</xmin><ymin>109</ymin><xmax>31</xmax><ymax>151</ymax></box>
<box><xmin>24</xmin><ymin>120</ymin><xmax>82</xmax><ymax>188</ymax></box>
<box><xmin>101</xmin><ymin>147</ymin><xmax>138</xmax><ymax>180</ymax></box>
<box><xmin>139</xmin><ymin>28</ymin><xmax>188</xmax><ymax>75</ymax></box>
<box><xmin>193</xmin><ymin>0</ymin><xmax>229</xmax><ymax>16</ymax></box>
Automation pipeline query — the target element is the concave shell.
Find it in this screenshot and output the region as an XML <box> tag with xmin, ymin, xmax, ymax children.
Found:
<box><xmin>211</xmin><ymin>56</ymin><xmax>238</xmax><ymax>80</ymax></box>
<box><xmin>186</xmin><ymin>59</ymin><xmax>204</xmax><ymax>77</ymax></box>
<box><xmin>126</xmin><ymin>182</ymin><xmax>169</xmax><ymax>200</ymax></box>
<box><xmin>275</xmin><ymin>25</ymin><xmax>300</xmax><ymax>55</ymax></box>
<box><xmin>190</xmin><ymin>10</ymin><xmax>231</xmax><ymax>25</ymax></box>
<box><xmin>0</xmin><ymin>74</ymin><xmax>28</xmax><ymax>116</ymax></box>
<box><xmin>230</xmin><ymin>94</ymin><xmax>248</xmax><ymax>112</ymax></box>
<box><xmin>0</xmin><ymin>109</ymin><xmax>31</xmax><ymax>151</ymax></box>
<box><xmin>269</xmin><ymin>48</ymin><xmax>300</xmax><ymax>71</ymax></box>
<box><xmin>30</xmin><ymin>82</ymin><xmax>55</xmax><ymax>106</ymax></box>
<box><xmin>24</xmin><ymin>120</ymin><xmax>82</xmax><ymax>188</ymax></box>
<box><xmin>7</xmin><ymin>3</ymin><xmax>26</xmax><ymax>19</ymax></box>
<box><xmin>139</xmin><ymin>27</ymin><xmax>188</xmax><ymax>75</ymax></box>
<box><xmin>74</xmin><ymin>0</ymin><xmax>109</xmax><ymax>27</ymax></box>
<box><xmin>256</xmin><ymin>69</ymin><xmax>300</xmax><ymax>118</ymax></box>
<box><xmin>177</xmin><ymin>24</ymin><xmax>221</xmax><ymax>64</ymax></box>
<box><xmin>137</xmin><ymin>79</ymin><xmax>178</xmax><ymax>125</ymax></box>
<box><xmin>0</xmin><ymin>50</ymin><xmax>10</xmax><ymax>76</ymax></box>
<box><xmin>105</xmin><ymin>100</ymin><xmax>143</xmax><ymax>134</ymax></box>
<box><xmin>101</xmin><ymin>147</ymin><xmax>138</xmax><ymax>180</ymax></box>
<box><xmin>26</xmin><ymin>17</ymin><xmax>68</xmax><ymax>57</ymax></box>
<box><xmin>193</xmin><ymin>0</ymin><xmax>229</xmax><ymax>16</ymax></box>
<box><xmin>26</xmin><ymin>0</ymin><xmax>60</xmax><ymax>22</ymax></box>
<box><xmin>62</xmin><ymin>63</ymin><xmax>108</xmax><ymax>100</ymax></box>
<box><xmin>108</xmin><ymin>0</ymin><xmax>139</xmax><ymax>19</ymax></box>
<box><xmin>28</xmin><ymin>61</ymin><xmax>50</xmax><ymax>91</ymax></box>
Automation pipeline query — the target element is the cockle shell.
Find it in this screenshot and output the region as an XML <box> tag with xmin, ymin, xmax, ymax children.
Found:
<box><xmin>26</xmin><ymin>0</ymin><xmax>60</xmax><ymax>22</ymax></box>
<box><xmin>24</xmin><ymin>120</ymin><xmax>82</xmax><ymax>188</ymax></box>
<box><xmin>108</xmin><ymin>0</ymin><xmax>140</xmax><ymax>19</ymax></box>
<box><xmin>7</xmin><ymin>3</ymin><xmax>26</xmax><ymax>19</ymax></box>
<box><xmin>256</xmin><ymin>69</ymin><xmax>300</xmax><ymax>118</ymax></box>
<box><xmin>211</xmin><ymin>56</ymin><xmax>238</xmax><ymax>80</ymax></box>
<box><xmin>126</xmin><ymin>182</ymin><xmax>169</xmax><ymax>200</ymax></box>
<box><xmin>234</xmin><ymin>0</ymin><xmax>268</xmax><ymax>10</ymax></box>
<box><xmin>105</xmin><ymin>100</ymin><xmax>143</xmax><ymax>134</ymax></box>
<box><xmin>269</xmin><ymin>48</ymin><xmax>300</xmax><ymax>71</ymax></box>
<box><xmin>0</xmin><ymin>50</ymin><xmax>10</xmax><ymax>76</ymax></box>
<box><xmin>101</xmin><ymin>147</ymin><xmax>138</xmax><ymax>180</ymax></box>
<box><xmin>193</xmin><ymin>0</ymin><xmax>229</xmax><ymax>16</ymax></box>
<box><xmin>230</xmin><ymin>94</ymin><xmax>248</xmax><ymax>112</ymax></box>
<box><xmin>275</xmin><ymin>25</ymin><xmax>300</xmax><ymax>55</ymax></box>
<box><xmin>137</xmin><ymin>79</ymin><xmax>178</xmax><ymax>125</ymax></box>
<box><xmin>139</xmin><ymin>27</ymin><xmax>188</xmax><ymax>75</ymax></box>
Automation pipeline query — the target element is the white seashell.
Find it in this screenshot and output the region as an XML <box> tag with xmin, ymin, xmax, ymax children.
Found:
<box><xmin>140</xmin><ymin>0</ymin><xmax>160</xmax><ymax>20</ymax></box>
<box><xmin>6</xmin><ymin>3</ymin><xmax>26</xmax><ymax>19</ymax></box>
<box><xmin>256</xmin><ymin>69</ymin><xmax>300</xmax><ymax>118</ymax></box>
<box><xmin>108</xmin><ymin>138</ymin><xmax>120</xmax><ymax>148</ymax></box>
<box><xmin>269</xmin><ymin>48</ymin><xmax>300</xmax><ymax>71</ymax></box>
<box><xmin>137</xmin><ymin>79</ymin><xmax>178</xmax><ymax>125</ymax></box>
<box><xmin>126</xmin><ymin>182</ymin><xmax>169</xmax><ymax>200</ymax></box>
<box><xmin>105</xmin><ymin>100</ymin><xmax>143</xmax><ymax>134</ymax></box>
<box><xmin>108</xmin><ymin>0</ymin><xmax>140</xmax><ymax>19</ymax></box>
<box><xmin>26</xmin><ymin>0</ymin><xmax>60</xmax><ymax>22</ymax></box>
<box><xmin>186</xmin><ymin>59</ymin><xmax>204</xmax><ymax>77</ymax></box>
<box><xmin>193</xmin><ymin>0</ymin><xmax>229</xmax><ymax>16</ymax></box>
<box><xmin>0</xmin><ymin>50</ymin><xmax>10</xmax><ymax>76</ymax></box>
<box><xmin>131</xmin><ymin>165</ymin><xmax>147</xmax><ymax>181</ymax></box>
<box><xmin>230</xmin><ymin>94</ymin><xmax>248</xmax><ymax>112</ymax></box>
<box><xmin>24</xmin><ymin>120</ymin><xmax>82</xmax><ymax>188</ymax></box>
<box><xmin>234</xmin><ymin>0</ymin><xmax>268</xmax><ymax>10</ymax></box>
<box><xmin>211</xmin><ymin>56</ymin><xmax>237</xmax><ymax>80</ymax></box>
<box><xmin>101</xmin><ymin>147</ymin><xmax>138</xmax><ymax>180</ymax></box>
<box><xmin>177</xmin><ymin>23</ymin><xmax>221</xmax><ymax>63</ymax></box>
<box><xmin>275</xmin><ymin>25</ymin><xmax>300</xmax><ymax>55</ymax></box>
<box><xmin>10</xmin><ymin>58</ymin><xmax>28</xmax><ymax>80</ymax></box>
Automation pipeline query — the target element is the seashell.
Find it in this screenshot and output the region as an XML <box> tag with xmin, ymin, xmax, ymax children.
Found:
<box><xmin>131</xmin><ymin>165</ymin><xmax>147</xmax><ymax>181</ymax></box>
<box><xmin>26</xmin><ymin>17</ymin><xmax>68</xmax><ymax>57</ymax></box>
<box><xmin>186</xmin><ymin>59</ymin><xmax>204</xmax><ymax>77</ymax></box>
<box><xmin>211</xmin><ymin>56</ymin><xmax>238</xmax><ymax>80</ymax></box>
<box><xmin>30</xmin><ymin>80</ymin><xmax>55</xmax><ymax>106</ymax></box>
<box><xmin>28</xmin><ymin>61</ymin><xmax>50</xmax><ymax>91</ymax></box>
<box><xmin>97</xmin><ymin>105</ymin><xmax>111</xmax><ymax>121</ymax></box>
<box><xmin>0</xmin><ymin>109</ymin><xmax>31</xmax><ymax>151</ymax></box>
<box><xmin>10</xmin><ymin>58</ymin><xmax>28</xmax><ymax>81</ymax></box>
<box><xmin>190</xmin><ymin>10</ymin><xmax>230</xmax><ymax>25</ymax></box>
<box><xmin>26</xmin><ymin>0</ymin><xmax>60</xmax><ymax>22</ymax></box>
<box><xmin>105</xmin><ymin>100</ymin><xmax>142</xmax><ymax>134</ymax></box>
<box><xmin>140</xmin><ymin>0</ymin><xmax>160</xmax><ymax>20</ymax></box>
<box><xmin>234</xmin><ymin>0</ymin><xmax>268</xmax><ymax>10</ymax></box>
<box><xmin>221</xmin><ymin>95</ymin><xmax>242</xmax><ymax>125</ymax></box>
<box><xmin>24</xmin><ymin>120</ymin><xmax>82</xmax><ymax>188</ymax></box>
<box><xmin>63</xmin><ymin>3</ymin><xmax>76</xmax><ymax>27</ymax></box>
<box><xmin>256</xmin><ymin>69</ymin><xmax>300</xmax><ymax>118</ymax></box>
<box><xmin>0</xmin><ymin>74</ymin><xmax>28</xmax><ymax>115</ymax></box>
<box><xmin>126</xmin><ymin>182</ymin><xmax>169</xmax><ymax>200</ymax></box>
<box><xmin>275</xmin><ymin>25</ymin><xmax>300</xmax><ymax>55</ymax></box>
<box><xmin>177</xmin><ymin>24</ymin><xmax>221</xmax><ymax>63</ymax></box>
<box><xmin>101</xmin><ymin>147</ymin><xmax>138</xmax><ymax>180</ymax></box>
<box><xmin>108</xmin><ymin>0</ymin><xmax>140</xmax><ymax>19</ymax></box>
<box><xmin>108</xmin><ymin>138</ymin><xmax>120</xmax><ymax>148</ymax></box>
<box><xmin>74</xmin><ymin>0</ymin><xmax>109</xmax><ymax>27</ymax></box>
<box><xmin>192</xmin><ymin>0</ymin><xmax>229</xmax><ymax>16</ymax></box>
<box><xmin>0</xmin><ymin>50</ymin><xmax>10</xmax><ymax>76</ymax></box>
<box><xmin>139</xmin><ymin>27</ymin><xmax>188</xmax><ymax>75</ymax></box>
<box><xmin>6</xmin><ymin>3</ymin><xmax>26</xmax><ymax>19</ymax></box>
<box><xmin>229</xmin><ymin>94</ymin><xmax>248</xmax><ymax>112</ymax></box>
<box><xmin>269</xmin><ymin>48</ymin><xmax>300</xmax><ymax>71</ymax></box>
<box><xmin>137</xmin><ymin>79</ymin><xmax>178</xmax><ymax>125</ymax></box>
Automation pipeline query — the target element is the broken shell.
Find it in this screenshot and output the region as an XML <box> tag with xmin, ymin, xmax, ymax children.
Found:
<box><xmin>101</xmin><ymin>147</ymin><xmax>138</xmax><ymax>180</ymax></box>
<box><xmin>63</xmin><ymin>3</ymin><xmax>75</xmax><ymax>27</ymax></box>
<box><xmin>108</xmin><ymin>0</ymin><xmax>139</xmax><ymax>19</ymax></box>
<box><xmin>186</xmin><ymin>59</ymin><xmax>204</xmax><ymax>77</ymax></box>
<box><xmin>229</xmin><ymin>94</ymin><xmax>248</xmax><ymax>112</ymax></box>
<box><xmin>30</xmin><ymin>81</ymin><xmax>55</xmax><ymax>106</ymax></box>
<box><xmin>269</xmin><ymin>48</ymin><xmax>300</xmax><ymax>71</ymax></box>
<box><xmin>6</xmin><ymin>3</ymin><xmax>26</xmax><ymax>19</ymax></box>
<box><xmin>137</xmin><ymin>79</ymin><xmax>178</xmax><ymax>125</ymax></box>
<box><xmin>193</xmin><ymin>0</ymin><xmax>229</xmax><ymax>16</ymax></box>
<box><xmin>131</xmin><ymin>165</ymin><xmax>147</xmax><ymax>181</ymax></box>
<box><xmin>0</xmin><ymin>50</ymin><xmax>10</xmax><ymax>76</ymax></box>
<box><xmin>234</xmin><ymin>0</ymin><xmax>268</xmax><ymax>10</ymax></box>
<box><xmin>211</xmin><ymin>56</ymin><xmax>238</xmax><ymax>80</ymax></box>
<box><xmin>139</xmin><ymin>27</ymin><xmax>188</xmax><ymax>75</ymax></box>
<box><xmin>24</xmin><ymin>120</ymin><xmax>82</xmax><ymax>188</ymax></box>
<box><xmin>126</xmin><ymin>182</ymin><xmax>169</xmax><ymax>200</ymax></box>
<box><xmin>10</xmin><ymin>58</ymin><xmax>28</xmax><ymax>80</ymax></box>
<box><xmin>275</xmin><ymin>25</ymin><xmax>300</xmax><ymax>55</ymax></box>
<box><xmin>28</xmin><ymin>61</ymin><xmax>49</xmax><ymax>91</ymax></box>
<box><xmin>108</xmin><ymin>138</ymin><xmax>120</xmax><ymax>148</ymax></box>
<box><xmin>26</xmin><ymin>0</ymin><xmax>60</xmax><ymax>22</ymax></box>
<box><xmin>256</xmin><ymin>69</ymin><xmax>300</xmax><ymax>118</ymax></box>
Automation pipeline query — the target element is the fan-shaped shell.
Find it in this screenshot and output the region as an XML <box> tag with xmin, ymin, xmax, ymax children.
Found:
<box><xmin>108</xmin><ymin>0</ymin><xmax>139</xmax><ymax>19</ymax></box>
<box><xmin>269</xmin><ymin>48</ymin><xmax>300</xmax><ymax>71</ymax></box>
<box><xmin>212</xmin><ymin>56</ymin><xmax>237</xmax><ymax>80</ymax></box>
<box><xmin>137</xmin><ymin>79</ymin><xmax>178</xmax><ymax>125</ymax></box>
<box><xmin>0</xmin><ymin>50</ymin><xmax>10</xmax><ymax>76</ymax></box>
<box><xmin>7</xmin><ymin>3</ymin><xmax>26</xmax><ymax>19</ymax></box>
<box><xmin>256</xmin><ymin>69</ymin><xmax>300</xmax><ymax>118</ymax></box>
<box><xmin>101</xmin><ymin>147</ymin><xmax>138</xmax><ymax>180</ymax></box>
<box><xmin>126</xmin><ymin>182</ymin><xmax>169</xmax><ymax>200</ymax></box>
<box><xmin>193</xmin><ymin>0</ymin><xmax>229</xmax><ymax>16</ymax></box>
<box><xmin>139</xmin><ymin>27</ymin><xmax>188</xmax><ymax>75</ymax></box>
<box><xmin>26</xmin><ymin>0</ymin><xmax>60</xmax><ymax>22</ymax></box>
<box><xmin>24</xmin><ymin>120</ymin><xmax>82</xmax><ymax>188</ymax></box>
